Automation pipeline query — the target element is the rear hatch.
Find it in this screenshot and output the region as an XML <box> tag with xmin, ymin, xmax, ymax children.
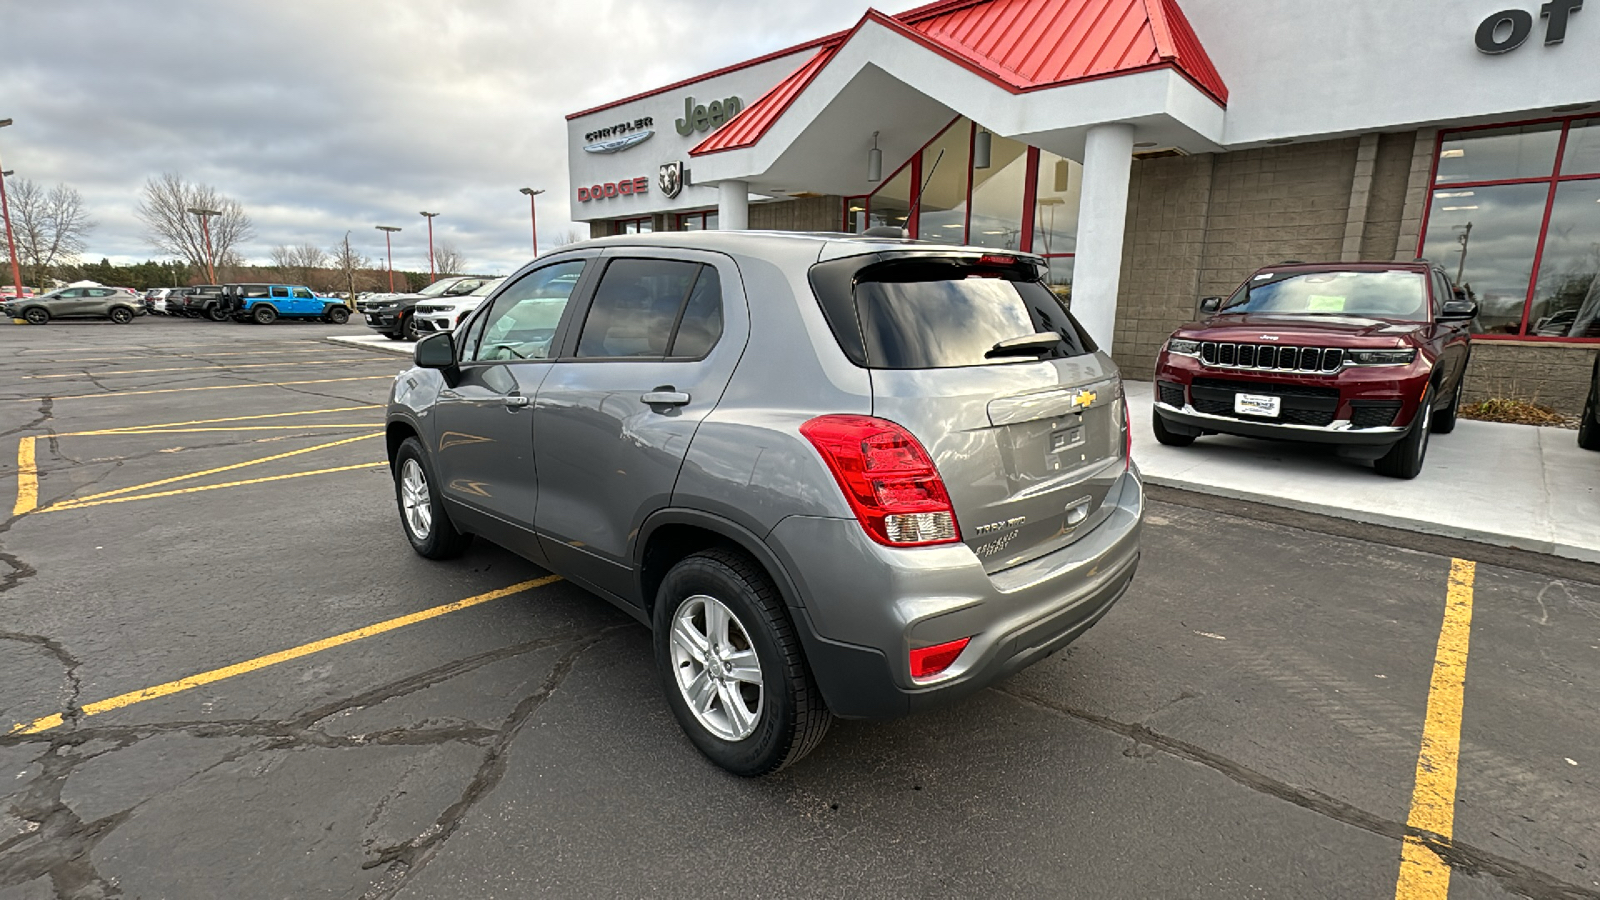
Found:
<box><xmin>809</xmin><ymin>251</ymin><xmax>1125</xmax><ymax>574</ymax></box>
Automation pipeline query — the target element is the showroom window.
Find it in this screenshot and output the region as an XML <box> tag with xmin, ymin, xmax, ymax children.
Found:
<box><xmin>675</xmin><ymin>210</ymin><xmax>718</xmax><ymax>231</ymax></box>
<box><xmin>1420</xmin><ymin>115</ymin><xmax>1600</xmax><ymax>340</ymax></box>
<box><xmin>613</xmin><ymin>216</ymin><xmax>653</xmax><ymax>235</ymax></box>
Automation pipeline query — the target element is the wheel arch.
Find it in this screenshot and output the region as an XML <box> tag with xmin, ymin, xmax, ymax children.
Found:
<box><xmin>386</xmin><ymin>418</ymin><xmax>422</xmax><ymax>470</ymax></box>
<box><xmin>634</xmin><ymin>509</ymin><xmax>803</xmax><ymax>620</ymax></box>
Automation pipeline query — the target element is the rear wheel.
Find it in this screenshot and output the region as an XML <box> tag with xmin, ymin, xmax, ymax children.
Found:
<box><xmin>1580</xmin><ymin>374</ymin><xmax>1600</xmax><ymax>451</ymax></box>
<box><xmin>1375</xmin><ymin>388</ymin><xmax>1432</xmax><ymax>479</ymax></box>
<box><xmin>109</xmin><ymin>307</ymin><xmax>134</xmax><ymax>324</ymax></box>
<box><xmin>207</xmin><ymin>304</ymin><xmax>230</xmax><ymax>322</ymax></box>
<box><xmin>23</xmin><ymin>307</ymin><xmax>48</xmax><ymax>325</ymax></box>
<box><xmin>393</xmin><ymin>438</ymin><xmax>470</xmax><ymax>559</ymax></box>
<box><xmin>383</xmin><ymin>331</ymin><xmax>406</xmax><ymax>341</ymax></box>
<box><xmin>252</xmin><ymin>304</ymin><xmax>278</xmax><ymax>325</ymax></box>
<box><xmin>654</xmin><ymin>549</ymin><xmax>830</xmax><ymax>777</ymax></box>
<box><xmin>326</xmin><ymin>305</ymin><xmax>350</xmax><ymax>325</ymax></box>
<box><xmin>1152</xmin><ymin>410</ymin><xmax>1197</xmax><ymax>447</ymax></box>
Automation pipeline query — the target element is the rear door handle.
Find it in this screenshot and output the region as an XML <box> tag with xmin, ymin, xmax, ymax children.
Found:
<box><xmin>641</xmin><ymin>390</ymin><xmax>691</xmax><ymax>407</ymax></box>
<box><xmin>504</xmin><ymin>394</ymin><xmax>530</xmax><ymax>410</ymax></box>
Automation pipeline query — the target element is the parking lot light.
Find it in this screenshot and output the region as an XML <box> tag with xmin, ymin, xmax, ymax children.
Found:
<box><xmin>420</xmin><ymin>212</ymin><xmax>439</xmax><ymax>283</ymax></box>
<box><xmin>186</xmin><ymin>206</ymin><xmax>223</xmax><ymax>285</ymax></box>
<box><xmin>519</xmin><ymin>188</ymin><xmax>544</xmax><ymax>256</ymax></box>
<box><xmin>0</xmin><ymin>118</ymin><xmax>23</xmax><ymax>301</ymax></box>
<box><xmin>376</xmin><ymin>226</ymin><xmax>402</xmax><ymax>293</ymax></box>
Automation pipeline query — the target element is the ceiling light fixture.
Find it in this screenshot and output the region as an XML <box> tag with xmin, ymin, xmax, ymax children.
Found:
<box><xmin>868</xmin><ymin>131</ymin><xmax>882</xmax><ymax>183</ymax></box>
<box><xmin>973</xmin><ymin>127</ymin><xmax>992</xmax><ymax>169</ymax></box>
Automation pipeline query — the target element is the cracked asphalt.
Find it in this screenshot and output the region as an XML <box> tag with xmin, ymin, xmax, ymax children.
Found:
<box><xmin>1</xmin><ymin>317</ymin><xmax>1598</xmax><ymax>899</ymax></box>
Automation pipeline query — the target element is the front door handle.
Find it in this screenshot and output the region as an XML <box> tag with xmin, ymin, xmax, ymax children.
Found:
<box><xmin>503</xmin><ymin>394</ymin><xmax>530</xmax><ymax>410</ymax></box>
<box><xmin>641</xmin><ymin>390</ymin><xmax>691</xmax><ymax>407</ymax></box>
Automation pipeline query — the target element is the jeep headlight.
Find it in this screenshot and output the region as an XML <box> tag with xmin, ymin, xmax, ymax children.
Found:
<box><xmin>1166</xmin><ymin>338</ymin><xmax>1202</xmax><ymax>356</ymax></box>
<box><xmin>1347</xmin><ymin>349</ymin><xmax>1417</xmax><ymax>366</ymax></box>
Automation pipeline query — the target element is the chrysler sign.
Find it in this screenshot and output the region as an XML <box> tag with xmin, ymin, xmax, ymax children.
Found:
<box><xmin>1476</xmin><ymin>0</ymin><xmax>1583</xmax><ymax>53</ymax></box>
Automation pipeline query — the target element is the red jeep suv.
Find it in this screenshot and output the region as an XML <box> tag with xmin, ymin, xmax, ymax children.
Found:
<box><xmin>1151</xmin><ymin>261</ymin><xmax>1476</xmax><ymax>479</ymax></box>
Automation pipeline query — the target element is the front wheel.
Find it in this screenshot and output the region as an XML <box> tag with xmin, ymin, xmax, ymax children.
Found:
<box><xmin>654</xmin><ymin>549</ymin><xmax>830</xmax><ymax>777</ymax></box>
<box><xmin>207</xmin><ymin>305</ymin><xmax>230</xmax><ymax>322</ymax></box>
<box><xmin>392</xmin><ymin>437</ymin><xmax>471</xmax><ymax>559</ymax></box>
<box><xmin>326</xmin><ymin>305</ymin><xmax>350</xmax><ymax>325</ymax></box>
<box><xmin>1375</xmin><ymin>388</ymin><xmax>1433</xmax><ymax>479</ymax></box>
<box><xmin>1152</xmin><ymin>410</ymin><xmax>1197</xmax><ymax>447</ymax></box>
<box><xmin>402</xmin><ymin>313</ymin><xmax>420</xmax><ymax>342</ymax></box>
<box><xmin>1432</xmin><ymin>373</ymin><xmax>1465</xmax><ymax>435</ymax></box>
<box><xmin>109</xmin><ymin>307</ymin><xmax>135</xmax><ymax>324</ymax></box>
<box><xmin>252</xmin><ymin>304</ymin><xmax>278</xmax><ymax>325</ymax></box>
<box><xmin>23</xmin><ymin>307</ymin><xmax>49</xmax><ymax>325</ymax></box>
<box><xmin>382</xmin><ymin>331</ymin><xmax>406</xmax><ymax>341</ymax></box>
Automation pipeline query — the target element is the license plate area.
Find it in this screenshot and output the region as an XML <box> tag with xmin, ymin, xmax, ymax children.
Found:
<box><xmin>1234</xmin><ymin>393</ymin><xmax>1282</xmax><ymax>417</ymax></box>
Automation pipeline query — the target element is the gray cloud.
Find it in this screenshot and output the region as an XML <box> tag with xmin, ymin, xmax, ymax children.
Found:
<box><xmin>2</xmin><ymin>0</ymin><xmax>871</xmax><ymax>274</ymax></box>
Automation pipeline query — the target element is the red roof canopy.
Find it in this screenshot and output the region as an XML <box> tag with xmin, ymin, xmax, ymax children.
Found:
<box><xmin>690</xmin><ymin>0</ymin><xmax>1227</xmax><ymax>157</ymax></box>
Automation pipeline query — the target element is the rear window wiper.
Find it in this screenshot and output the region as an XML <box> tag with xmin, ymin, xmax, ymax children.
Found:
<box><xmin>985</xmin><ymin>332</ymin><xmax>1061</xmax><ymax>358</ymax></box>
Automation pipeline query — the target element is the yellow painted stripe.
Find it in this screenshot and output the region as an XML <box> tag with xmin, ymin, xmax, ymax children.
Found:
<box><xmin>24</xmin><ymin>358</ymin><xmax>381</xmax><ymax>379</ymax></box>
<box><xmin>8</xmin><ymin>576</ymin><xmax>562</xmax><ymax>735</ymax></box>
<box><xmin>11</xmin><ymin>375</ymin><xmax>393</xmax><ymax>403</ymax></box>
<box><xmin>13</xmin><ymin>436</ymin><xmax>37</xmax><ymax>516</ymax></box>
<box><xmin>14</xmin><ymin>347</ymin><xmax>343</xmax><ymax>364</ymax></box>
<box><xmin>1394</xmin><ymin>558</ymin><xmax>1476</xmax><ymax>900</ymax></box>
<box><xmin>44</xmin><ymin>461</ymin><xmax>384</xmax><ymax>511</ymax></box>
<box><xmin>62</xmin><ymin>404</ymin><xmax>380</xmax><ymax>436</ymax></box>
<box><xmin>87</xmin><ymin>425</ymin><xmax>380</xmax><ymax>435</ymax></box>
<box><xmin>57</xmin><ymin>433</ymin><xmax>380</xmax><ymax>505</ymax></box>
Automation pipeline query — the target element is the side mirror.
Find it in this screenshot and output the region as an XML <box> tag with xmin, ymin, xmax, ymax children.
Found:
<box><xmin>1440</xmin><ymin>299</ymin><xmax>1478</xmax><ymax>321</ymax></box>
<box><xmin>1199</xmin><ymin>296</ymin><xmax>1223</xmax><ymax>314</ymax></box>
<box><xmin>414</xmin><ymin>332</ymin><xmax>457</xmax><ymax>369</ymax></box>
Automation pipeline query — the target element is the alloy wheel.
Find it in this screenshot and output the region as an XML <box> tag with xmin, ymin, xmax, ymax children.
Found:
<box><xmin>399</xmin><ymin>458</ymin><xmax>433</xmax><ymax>540</ymax></box>
<box><xmin>670</xmin><ymin>594</ymin><xmax>765</xmax><ymax>741</ymax></box>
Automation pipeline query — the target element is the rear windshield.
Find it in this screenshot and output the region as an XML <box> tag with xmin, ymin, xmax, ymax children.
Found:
<box><xmin>810</xmin><ymin>255</ymin><xmax>1095</xmax><ymax>369</ymax></box>
<box><xmin>1222</xmin><ymin>270</ymin><xmax>1429</xmax><ymax>320</ymax></box>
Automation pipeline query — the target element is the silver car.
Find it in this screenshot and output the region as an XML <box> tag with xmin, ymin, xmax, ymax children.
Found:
<box><xmin>411</xmin><ymin>276</ymin><xmax>508</xmax><ymax>335</ymax></box>
<box><xmin>4</xmin><ymin>286</ymin><xmax>144</xmax><ymax>324</ymax></box>
<box><xmin>386</xmin><ymin>232</ymin><xmax>1142</xmax><ymax>775</ymax></box>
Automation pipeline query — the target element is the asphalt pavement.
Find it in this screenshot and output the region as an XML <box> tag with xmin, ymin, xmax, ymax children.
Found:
<box><xmin>0</xmin><ymin>316</ymin><xmax>1597</xmax><ymax>899</ymax></box>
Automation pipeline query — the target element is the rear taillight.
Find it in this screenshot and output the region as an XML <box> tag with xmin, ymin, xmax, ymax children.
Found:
<box><xmin>910</xmin><ymin>636</ymin><xmax>971</xmax><ymax>679</ymax></box>
<box><xmin>800</xmin><ymin>415</ymin><xmax>960</xmax><ymax>547</ymax></box>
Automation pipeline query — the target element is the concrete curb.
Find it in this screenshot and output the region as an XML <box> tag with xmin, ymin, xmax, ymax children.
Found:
<box><xmin>322</xmin><ymin>334</ymin><xmax>415</xmax><ymax>357</ymax></box>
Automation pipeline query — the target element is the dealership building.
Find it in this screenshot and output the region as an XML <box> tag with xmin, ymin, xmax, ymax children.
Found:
<box><xmin>566</xmin><ymin>0</ymin><xmax>1600</xmax><ymax>411</ymax></box>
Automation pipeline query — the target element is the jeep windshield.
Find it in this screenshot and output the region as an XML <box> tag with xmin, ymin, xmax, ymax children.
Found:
<box><xmin>1219</xmin><ymin>270</ymin><xmax>1429</xmax><ymax>321</ymax></box>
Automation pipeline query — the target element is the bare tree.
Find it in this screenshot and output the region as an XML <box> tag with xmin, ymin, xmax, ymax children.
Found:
<box><xmin>269</xmin><ymin>243</ymin><xmax>329</xmax><ymax>287</ymax></box>
<box><xmin>136</xmin><ymin>173</ymin><xmax>253</xmax><ymax>271</ymax></box>
<box><xmin>8</xmin><ymin>177</ymin><xmax>95</xmax><ymax>287</ymax></box>
<box><xmin>553</xmin><ymin>228</ymin><xmax>587</xmax><ymax>247</ymax></box>
<box><xmin>433</xmin><ymin>241</ymin><xmax>466</xmax><ymax>276</ymax></box>
<box><xmin>327</xmin><ymin>232</ymin><xmax>372</xmax><ymax>301</ymax></box>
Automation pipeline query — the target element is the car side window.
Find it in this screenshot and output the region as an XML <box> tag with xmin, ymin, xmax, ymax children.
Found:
<box><xmin>668</xmin><ymin>266</ymin><xmax>723</xmax><ymax>359</ymax></box>
<box><xmin>466</xmin><ymin>260</ymin><xmax>587</xmax><ymax>363</ymax></box>
<box><xmin>292</xmin><ymin>287</ymin><xmax>313</xmax><ymax>300</ymax></box>
<box><xmin>271</xmin><ymin>287</ymin><xmax>289</xmax><ymax>299</ymax></box>
<box><xmin>576</xmin><ymin>259</ymin><xmax>703</xmax><ymax>359</ymax></box>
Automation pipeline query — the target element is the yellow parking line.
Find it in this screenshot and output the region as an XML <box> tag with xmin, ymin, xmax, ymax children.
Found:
<box><xmin>86</xmin><ymin>425</ymin><xmax>378</xmax><ymax>435</ymax></box>
<box><xmin>13</xmin><ymin>436</ymin><xmax>37</xmax><ymax>516</ymax></box>
<box><xmin>24</xmin><ymin>359</ymin><xmax>382</xmax><ymax>379</ymax></box>
<box><xmin>48</xmin><ymin>433</ymin><xmax>380</xmax><ymax>506</ymax></box>
<box><xmin>44</xmin><ymin>462</ymin><xmax>385</xmax><ymax>511</ymax></box>
<box><xmin>19</xmin><ymin>348</ymin><xmax>351</xmax><ymax>364</ymax></box>
<box><xmin>1394</xmin><ymin>559</ymin><xmax>1476</xmax><ymax>900</ymax></box>
<box><xmin>10</xmin><ymin>375</ymin><xmax>394</xmax><ymax>403</ymax></box>
<box><xmin>8</xmin><ymin>576</ymin><xmax>562</xmax><ymax>735</ymax></box>
<box><xmin>63</xmin><ymin>404</ymin><xmax>381</xmax><ymax>436</ymax></box>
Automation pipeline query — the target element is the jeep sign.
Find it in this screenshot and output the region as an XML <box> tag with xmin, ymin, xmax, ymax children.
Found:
<box><xmin>1475</xmin><ymin>0</ymin><xmax>1583</xmax><ymax>53</ymax></box>
<box><xmin>675</xmin><ymin>95</ymin><xmax>744</xmax><ymax>136</ymax></box>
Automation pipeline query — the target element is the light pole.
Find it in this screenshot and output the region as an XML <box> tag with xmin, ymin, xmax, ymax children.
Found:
<box><xmin>519</xmin><ymin>188</ymin><xmax>544</xmax><ymax>256</ymax></box>
<box><xmin>420</xmin><ymin>211</ymin><xmax>439</xmax><ymax>282</ymax></box>
<box><xmin>187</xmin><ymin>206</ymin><xmax>223</xmax><ymax>285</ymax></box>
<box><xmin>0</xmin><ymin>118</ymin><xmax>24</xmax><ymax>299</ymax></box>
<box><xmin>376</xmin><ymin>226</ymin><xmax>401</xmax><ymax>293</ymax></box>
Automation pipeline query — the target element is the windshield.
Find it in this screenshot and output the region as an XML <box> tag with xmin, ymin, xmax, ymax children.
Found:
<box><xmin>416</xmin><ymin>280</ymin><xmax>457</xmax><ymax>297</ymax></box>
<box><xmin>468</xmin><ymin>278</ymin><xmax>507</xmax><ymax>297</ymax></box>
<box><xmin>1221</xmin><ymin>270</ymin><xmax>1429</xmax><ymax>320</ymax></box>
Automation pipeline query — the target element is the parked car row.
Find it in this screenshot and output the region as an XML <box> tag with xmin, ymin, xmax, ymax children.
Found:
<box><xmin>2</xmin><ymin>286</ymin><xmax>145</xmax><ymax>324</ymax></box>
<box><xmin>356</xmin><ymin>275</ymin><xmax>502</xmax><ymax>341</ymax></box>
<box><xmin>140</xmin><ymin>284</ymin><xmax>351</xmax><ymax>324</ymax></box>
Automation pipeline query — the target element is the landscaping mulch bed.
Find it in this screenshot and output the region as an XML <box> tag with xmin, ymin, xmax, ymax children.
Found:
<box><xmin>1459</xmin><ymin>398</ymin><xmax>1579</xmax><ymax>429</ymax></box>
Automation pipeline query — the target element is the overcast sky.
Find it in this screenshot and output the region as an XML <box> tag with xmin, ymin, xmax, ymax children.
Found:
<box><xmin>3</xmin><ymin>0</ymin><xmax>874</xmax><ymax>275</ymax></box>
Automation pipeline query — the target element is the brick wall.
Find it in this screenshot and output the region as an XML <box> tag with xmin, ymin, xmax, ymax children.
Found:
<box><xmin>1463</xmin><ymin>342</ymin><xmax>1598</xmax><ymax>417</ymax></box>
<box><xmin>749</xmin><ymin>195</ymin><xmax>843</xmax><ymax>232</ymax></box>
<box><xmin>1113</xmin><ymin>154</ymin><xmax>1214</xmax><ymax>376</ymax></box>
<box><xmin>1360</xmin><ymin>131</ymin><xmax>1416</xmax><ymax>261</ymax></box>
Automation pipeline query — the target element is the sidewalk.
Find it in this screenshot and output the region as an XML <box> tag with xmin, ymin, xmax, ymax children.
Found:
<box><xmin>1127</xmin><ymin>381</ymin><xmax>1600</xmax><ymax>564</ymax></box>
<box><xmin>325</xmin><ymin>333</ymin><xmax>415</xmax><ymax>356</ymax></box>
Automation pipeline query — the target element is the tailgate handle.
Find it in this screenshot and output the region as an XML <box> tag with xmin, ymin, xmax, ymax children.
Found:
<box><xmin>642</xmin><ymin>389</ymin><xmax>691</xmax><ymax>407</ymax></box>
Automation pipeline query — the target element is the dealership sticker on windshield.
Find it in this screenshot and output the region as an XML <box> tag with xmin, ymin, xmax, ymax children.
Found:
<box><xmin>1306</xmin><ymin>294</ymin><xmax>1347</xmax><ymax>312</ymax></box>
<box><xmin>1234</xmin><ymin>393</ymin><xmax>1282</xmax><ymax>417</ymax></box>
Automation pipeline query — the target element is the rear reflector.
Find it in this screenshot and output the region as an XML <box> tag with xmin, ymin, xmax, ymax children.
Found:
<box><xmin>800</xmin><ymin>415</ymin><xmax>961</xmax><ymax>547</ymax></box>
<box><xmin>976</xmin><ymin>254</ymin><xmax>1014</xmax><ymax>266</ymax></box>
<box><xmin>910</xmin><ymin>637</ymin><xmax>971</xmax><ymax>679</ymax></box>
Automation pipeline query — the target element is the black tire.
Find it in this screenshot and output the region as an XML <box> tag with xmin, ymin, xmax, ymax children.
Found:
<box><xmin>252</xmin><ymin>304</ymin><xmax>278</xmax><ymax>325</ymax></box>
<box><xmin>23</xmin><ymin>307</ymin><xmax>49</xmax><ymax>325</ymax></box>
<box><xmin>1375</xmin><ymin>387</ymin><xmax>1433</xmax><ymax>479</ymax></box>
<box><xmin>383</xmin><ymin>331</ymin><xmax>406</xmax><ymax>341</ymax></box>
<box><xmin>1152</xmin><ymin>409</ymin><xmax>1197</xmax><ymax>447</ymax></box>
<box><xmin>207</xmin><ymin>304</ymin><xmax>230</xmax><ymax>322</ymax></box>
<box><xmin>109</xmin><ymin>306</ymin><xmax>135</xmax><ymax>324</ymax></box>
<box><xmin>1579</xmin><ymin>373</ymin><xmax>1600</xmax><ymax>451</ymax></box>
<box><xmin>653</xmin><ymin>549</ymin><xmax>831</xmax><ymax>777</ymax></box>
<box><xmin>326</xmin><ymin>305</ymin><xmax>350</xmax><ymax>325</ymax></box>
<box><xmin>392</xmin><ymin>437</ymin><xmax>471</xmax><ymax>559</ymax></box>
<box><xmin>402</xmin><ymin>312</ymin><xmax>420</xmax><ymax>341</ymax></box>
<box><xmin>1431</xmin><ymin>375</ymin><xmax>1463</xmax><ymax>435</ymax></box>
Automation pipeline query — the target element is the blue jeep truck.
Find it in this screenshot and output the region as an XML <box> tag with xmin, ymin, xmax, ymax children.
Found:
<box><xmin>228</xmin><ymin>284</ymin><xmax>351</xmax><ymax>324</ymax></box>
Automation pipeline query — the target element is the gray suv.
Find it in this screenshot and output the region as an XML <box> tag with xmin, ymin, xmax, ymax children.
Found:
<box><xmin>386</xmin><ymin>232</ymin><xmax>1142</xmax><ymax>775</ymax></box>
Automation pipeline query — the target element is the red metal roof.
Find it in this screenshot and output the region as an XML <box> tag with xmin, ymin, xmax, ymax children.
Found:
<box><xmin>688</xmin><ymin>0</ymin><xmax>1227</xmax><ymax>157</ymax></box>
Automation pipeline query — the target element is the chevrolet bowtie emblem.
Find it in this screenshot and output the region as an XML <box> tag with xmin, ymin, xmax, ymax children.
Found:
<box><xmin>1072</xmin><ymin>389</ymin><xmax>1098</xmax><ymax>409</ymax></box>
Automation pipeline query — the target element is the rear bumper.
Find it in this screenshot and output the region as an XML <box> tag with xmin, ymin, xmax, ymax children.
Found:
<box><xmin>771</xmin><ymin>467</ymin><xmax>1143</xmax><ymax>719</ymax></box>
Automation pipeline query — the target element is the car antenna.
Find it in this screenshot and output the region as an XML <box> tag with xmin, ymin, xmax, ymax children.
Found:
<box><xmin>906</xmin><ymin>148</ymin><xmax>945</xmax><ymax>228</ymax></box>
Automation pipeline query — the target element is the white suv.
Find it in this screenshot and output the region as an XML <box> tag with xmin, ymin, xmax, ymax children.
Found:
<box><xmin>412</xmin><ymin>277</ymin><xmax>506</xmax><ymax>335</ymax></box>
